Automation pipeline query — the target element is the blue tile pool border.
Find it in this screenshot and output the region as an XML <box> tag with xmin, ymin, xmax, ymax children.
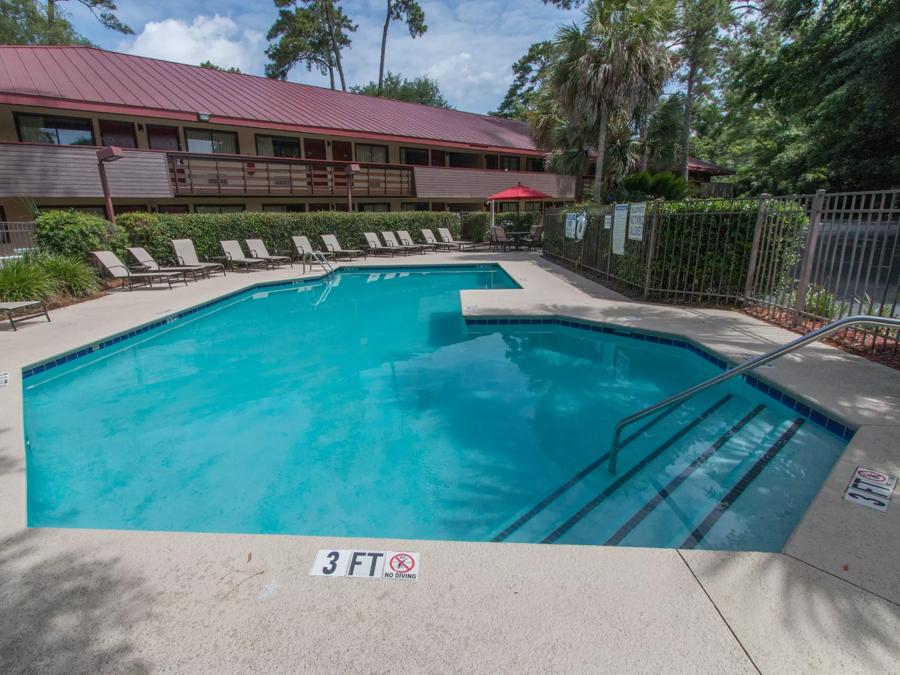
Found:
<box><xmin>464</xmin><ymin>314</ymin><xmax>856</xmax><ymax>442</ymax></box>
<box><xmin>21</xmin><ymin>264</ymin><xmax>512</xmax><ymax>379</ymax></box>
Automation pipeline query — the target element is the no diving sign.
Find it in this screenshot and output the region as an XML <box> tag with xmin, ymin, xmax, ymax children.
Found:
<box><xmin>309</xmin><ymin>549</ymin><xmax>420</xmax><ymax>580</ymax></box>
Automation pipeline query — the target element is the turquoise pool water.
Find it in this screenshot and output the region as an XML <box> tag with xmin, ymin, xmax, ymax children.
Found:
<box><xmin>23</xmin><ymin>265</ymin><xmax>847</xmax><ymax>550</ymax></box>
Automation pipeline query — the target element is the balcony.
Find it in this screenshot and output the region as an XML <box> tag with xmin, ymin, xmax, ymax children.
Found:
<box><xmin>167</xmin><ymin>153</ymin><xmax>414</xmax><ymax>198</ymax></box>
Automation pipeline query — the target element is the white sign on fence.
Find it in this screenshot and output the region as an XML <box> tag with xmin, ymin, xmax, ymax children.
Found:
<box><xmin>565</xmin><ymin>213</ymin><xmax>577</xmax><ymax>238</ymax></box>
<box><xmin>628</xmin><ymin>202</ymin><xmax>646</xmax><ymax>241</ymax></box>
<box><xmin>575</xmin><ymin>211</ymin><xmax>587</xmax><ymax>240</ymax></box>
<box><xmin>603</xmin><ymin>215</ymin><xmax>612</xmax><ymax>230</ymax></box>
<box><xmin>612</xmin><ymin>204</ymin><xmax>628</xmax><ymax>255</ymax></box>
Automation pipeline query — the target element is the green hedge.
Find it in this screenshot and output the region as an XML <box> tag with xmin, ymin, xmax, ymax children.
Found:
<box><xmin>117</xmin><ymin>211</ymin><xmax>462</xmax><ymax>263</ymax></box>
<box><xmin>35</xmin><ymin>210</ymin><xmax>128</xmax><ymax>261</ymax></box>
<box><xmin>460</xmin><ymin>211</ymin><xmax>540</xmax><ymax>242</ymax></box>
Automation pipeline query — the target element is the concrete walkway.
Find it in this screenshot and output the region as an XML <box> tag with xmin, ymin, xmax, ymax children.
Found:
<box><xmin>1</xmin><ymin>251</ymin><xmax>898</xmax><ymax>673</ymax></box>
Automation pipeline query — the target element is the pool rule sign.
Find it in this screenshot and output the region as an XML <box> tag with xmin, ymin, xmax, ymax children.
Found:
<box><xmin>309</xmin><ymin>549</ymin><xmax>420</xmax><ymax>580</ymax></box>
<box><xmin>844</xmin><ymin>467</ymin><xmax>896</xmax><ymax>512</ymax></box>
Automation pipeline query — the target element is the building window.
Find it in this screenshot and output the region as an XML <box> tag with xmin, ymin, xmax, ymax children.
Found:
<box><xmin>308</xmin><ymin>203</ymin><xmax>330</xmax><ymax>212</ymax></box>
<box><xmin>496</xmin><ymin>201</ymin><xmax>518</xmax><ymax>213</ymax></box>
<box><xmin>114</xmin><ymin>204</ymin><xmax>147</xmax><ymax>215</ymax></box>
<box><xmin>356</xmin><ymin>143</ymin><xmax>389</xmax><ymax>163</ymax></box>
<box><xmin>430</xmin><ymin>149</ymin><xmax>446</xmax><ymax>167</ymax></box>
<box><xmin>526</xmin><ymin>157</ymin><xmax>544</xmax><ymax>172</ymax></box>
<box><xmin>256</xmin><ymin>135</ymin><xmax>300</xmax><ymax>158</ymax></box>
<box><xmin>357</xmin><ymin>203</ymin><xmax>390</xmax><ymax>212</ymax></box>
<box><xmin>448</xmin><ymin>152</ymin><xmax>478</xmax><ymax>168</ymax></box>
<box><xmin>147</xmin><ymin>125</ymin><xmax>181</xmax><ymax>151</ymax></box>
<box><xmin>263</xmin><ymin>204</ymin><xmax>307</xmax><ymax>212</ymax></box>
<box><xmin>185</xmin><ymin>128</ymin><xmax>239</xmax><ymax>154</ymax></box>
<box><xmin>16</xmin><ymin>113</ymin><xmax>94</xmax><ymax>145</ymax></box>
<box><xmin>48</xmin><ymin>205</ymin><xmax>107</xmax><ymax>216</ymax></box>
<box><xmin>401</xmin><ymin>202</ymin><xmax>428</xmax><ymax>211</ymax></box>
<box><xmin>500</xmin><ymin>156</ymin><xmax>519</xmax><ymax>171</ymax></box>
<box><xmin>447</xmin><ymin>203</ymin><xmax>480</xmax><ymax>212</ymax></box>
<box><xmin>99</xmin><ymin>120</ymin><xmax>137</xmax><ymax>148</ymax></box>
<box><xmin>401</xmin><ymin>147</ymin><xmax>429</xmax><ymax>166</ymax></box>
<box><xmin>485</xmin><ymin>155</ymin><xmax>498</xmax><ymax>170</ymax></box>
<box><xmin>194</xmin><ymin>204</ymin><xmax>244</xmax><ymax>213</ymax></box>
<box><xmin>524</xmin><ymin>201</ymin><xmax>543</xmax><ymax>213</ymax></box>
<box><xmin>157</xmin><ymin>204</ymin><xmax>190</xmax><ymax>214</ymax></box>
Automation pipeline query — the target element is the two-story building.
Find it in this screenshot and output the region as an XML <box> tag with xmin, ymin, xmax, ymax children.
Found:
<box><xmin>0</xmin><ymin>45</ymin><xmax>583</xmax><ymax>222</ymax></box>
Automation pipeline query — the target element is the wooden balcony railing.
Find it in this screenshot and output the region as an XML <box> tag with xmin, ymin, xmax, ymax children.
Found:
<box><xmin>166</xmin><ymin>153</ymin><xmax>414</xmax><ymax>198</ymax></box>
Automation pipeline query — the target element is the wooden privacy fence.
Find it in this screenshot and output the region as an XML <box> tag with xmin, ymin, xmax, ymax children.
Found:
<box><xmin>543</xmin><ymin>190</ymin><xmax>900</xmax><ymax>356</ymax></box>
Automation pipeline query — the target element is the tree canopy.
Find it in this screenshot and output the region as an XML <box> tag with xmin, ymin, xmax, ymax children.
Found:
<box><xmin>199</xmin><ymin>61</ymin><xmax>241</xmax><ymax>74</ymax></box>
<box><xmin>0</xmin><ymin>0</ymin><xmax>131</xmax><ymax>45</ymax></box>
<box><xmin>351</xmin><ymin>72</ymin><xmax>451</xmax><ymax>108</ymax></box>
<box><xmin>490</xmin><ymin>41</ymin><xmax>553</xmax><ymax>120</ymax></box>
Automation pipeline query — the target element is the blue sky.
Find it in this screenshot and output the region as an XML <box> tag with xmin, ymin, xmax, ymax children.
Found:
<box><xmin>64</xmin><ymin>1</ymin><xmax>582</xmax><ymax>114</ymax></box>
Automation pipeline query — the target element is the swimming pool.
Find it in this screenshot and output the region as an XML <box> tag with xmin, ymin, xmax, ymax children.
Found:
<box><xmin>23</xmin><ymin>265</ymin><xmax>848</xmax><ymax>551</ymax></box>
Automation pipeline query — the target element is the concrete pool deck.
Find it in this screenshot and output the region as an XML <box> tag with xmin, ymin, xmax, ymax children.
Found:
<box><xmin>1</xmin><ymin>251</ymin><xmax>898</xmax><ymax>672</ymax></box>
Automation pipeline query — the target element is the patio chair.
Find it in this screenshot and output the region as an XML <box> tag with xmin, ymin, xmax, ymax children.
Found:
<box><xmin>171</xmin><ymin>239</ymin><xmax>226</xmax><ymax>277</ymax></box>
<box><xmin>438</xmin><ymin>227</ymin><xmax>476</xmax><ymax>250</ymax></box>
<box><xmin>421</xmin><ymin>228</ymin><xmax>455</xmax><ymax>251</ymax></box>
<box><xmin>321</xmin><ymin>234</ymin><xmax>364</xmax><ymax>260</ymax></box>
<box><xmin>291</xmin><ymin>235</ymin><xmax>334</xmax><ymax>266</ymax></box>
<box><xmin>398</xmin><ymin>230</ymin><xmax>433</xmax><ymax>253</ymax></box>
<box><xmin>381</xmin><ymin>230</ymin><xmax>423</xmax><ymax>254</ymax></box>
<box><xmin>2</xmin><ymin>300</ymin><xmax>50</xmax><ymax>331</ymax></box>
<box><xmin>219</xmin><ymin>240</ymin><xmax>268</xmax><ymax>271</ymax></box>
<box><xmin>523</xmin><ymin>224</ymin><xmax>544</xmax><ymax>249</ymax></box>
<box><xmin>491</xmin><ymin>225</ymin><xmax>510</xmax><ymax>252</ymax></box>
<box><xmin>127</xmin><ymin>246</ymin><xmax>206</xmax><ymax>280</ymax></box>
<box><xmin>245</xmin><ymin>239</ymin><xmax>292</xmax><ymax>267</ymax></box>
<box><xmin>363</xmin><ymin>232</ymin><xmax>396</xmax><ymax>256</ymax></box>
<box><xmin>92</xmin><ymin>250</ymin><xmax>187</xmax><ymax>290</ymax></box>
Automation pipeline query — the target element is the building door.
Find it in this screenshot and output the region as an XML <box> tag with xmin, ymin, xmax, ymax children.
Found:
<box><xmin>332</xmin><ymin>141</ymin><xmax>352</xmax><ymax>162</ymax></box>
<box><xmin>430</xmin><ymin>149</ymin><xmax>446</xmax><ymax>167</ymax></box>
<box><xmin>304</xmin><ymin>139</ymin><xmax>326</xmax><ymax>160</ymax></box>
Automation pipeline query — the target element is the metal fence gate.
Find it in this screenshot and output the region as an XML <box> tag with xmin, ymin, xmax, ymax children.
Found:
<box><xmin>542</xmin><ymin>189</ymin><xmax>900</xmax><ymax>357</ymax></box>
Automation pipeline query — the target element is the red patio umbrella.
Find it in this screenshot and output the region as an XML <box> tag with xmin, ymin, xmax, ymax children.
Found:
<box><xmin>486</xmin><ymin>182</ymin><xmax>552</xmax><ymax>228</ymax></box>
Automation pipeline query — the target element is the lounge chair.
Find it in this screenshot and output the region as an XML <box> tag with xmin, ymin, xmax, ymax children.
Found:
<box><xmin>420</xmin><ymin>228</ymin><xmax>455</xmax><ymax>251</ymax></box>
<box><xmin>438</xmin><ymin>227</ymin><xmax>476</xmax><ymax>250</ymax></box>
<box><xmin>398</xmin><ymin>230</ymin><xmax>433</xmax><ymax>253</ymax></box>
<box><xmin>2</xmin><ymin>300</ymin><xmax>50</xmax><ymax>331</ymax></box>
<box><xmin>92</xmin><ymin>250</ymin><xmax>187</xmax><ymax>290</ymax></box>
<box><xmin>363</xmin><ymin>232</ymin><xmax>396</xmax><ymax>256</ymax></box>
<box><xmin>127</xmin><ymin>246</ymin><xmax>206</xmax><ymax>280</ymax></box>
<box><xmin>220</xmin><ymin>240</ymin><xmax>268</xmax><ymax>271</ymax></box>
<box><xmin>291</xmin><ymin>235</ymin><xmax>333</xmax><ymax>266</ymax></box>
<box><xmin>245</xmin><ymin>239</ymin><xmax>292</xmax><ymax>267</ymax></box>
<box><xmin>171</xmin><ymin>239</ymin><xmax>226</xmax><ymax>276</ymax></box>
<box><xmin>491</xmin><ymin>225</ymin><xmax>510</xmax><ymax>252</ymax></box>
<box><xmin>523</xmin><ymin>224</ymin><xmax>544</xmax><ymax>249</ymax></box>
<box><xmin>381</xmin><ymin>230</ymin><xmax>422</xmax><ymax>254</ymax></box>
<box><xmin>321</xmin><ymin>234</ymin><xmax>364</xmax><ymax>260</ymax></box>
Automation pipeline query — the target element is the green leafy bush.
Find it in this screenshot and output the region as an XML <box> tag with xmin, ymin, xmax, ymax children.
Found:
<box><xmin>650</xmin><ymin>172</ymin><xmax>688</xmax><ymax>201</ymax></box>
<box><xmin>622</xmin><ymin>171</ymin><xmax>653</xmax><ymax>194</ymax></box>
<box><xmin>31</xmin><ymin>253</ymin><xmax>100</xmax><ymax>297</ymax></box>
<box><xmin>117</xmin><ymin>211</ymin><xmax>462</xmax><ymax>263</ymax></box>
<box><xmin>0</xmin><ymin>258</ymin><xmax>58</xmax><ymax>302</ymax></box>
<box><xmin>460</xmin><ymin>211</ymin><xmax>540</xmax><ymax>242</ymax></box>
<box><xmin>34</xmin><ymin>210</ymin><xmax>129</xmax><ymax>260</ymax></box>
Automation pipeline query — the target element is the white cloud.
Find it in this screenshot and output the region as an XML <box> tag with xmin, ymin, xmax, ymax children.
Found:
<box><xmin>119</xmin><ymin>15</ymin><xmax>264</xmax><ymax>74</ymax></box>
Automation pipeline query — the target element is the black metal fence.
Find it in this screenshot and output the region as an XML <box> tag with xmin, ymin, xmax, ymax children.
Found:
<box><xmin>542</xmin><ymin>190</ymin><xmax>900</xmax><ymax>355</ymax></box>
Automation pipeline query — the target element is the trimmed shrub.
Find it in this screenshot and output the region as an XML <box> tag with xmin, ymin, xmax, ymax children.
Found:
<box><xmin>35</xmin><ymin>210</ymin><xmax>128</xmax><ymax>260</ymax></box>
<box><xmin>460</xmin><ymin>211</ymin><xmax>540</xmax><ymax>242</ymax></box>
<box><xmin>117</xmin><ymin>211</ymin><xmax>462</xmax><ymax>263</ymax></box>
<box><xmin>622</xmin><ymin>170</ymin><xmax>653</xmax><ymax>194</ymax></box>
<box><xmin>0</xmin><ymin>258</ymin><xmax>58</xmax><ymax>302</ymax></box>
<box><xmin>31</xmin><ymin>253</ymin><xmax>100</xmax><ymax>297</ymax></box>
<box><xmin>650</xmin><ymin>172</ymin><xmax>688</xmax><ymax>201</ymax></box>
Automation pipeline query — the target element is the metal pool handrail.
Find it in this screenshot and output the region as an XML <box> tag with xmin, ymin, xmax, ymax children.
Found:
<box><xmin>607</xmin><ymin>315</ymin><xmax>900</xmax><ymax>473</ymax></box>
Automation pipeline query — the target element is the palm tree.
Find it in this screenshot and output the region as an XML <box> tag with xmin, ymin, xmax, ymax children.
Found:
<box><xmin>539</xmin><ymin>0</ymin><xmax>672</xmax><ymax>202</ymax></box>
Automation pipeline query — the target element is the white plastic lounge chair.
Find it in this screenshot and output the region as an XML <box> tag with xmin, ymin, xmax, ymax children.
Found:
<box><xmin>421</xmin><ymin>228</ymin><xmax>455</xmax><ymax>251</ymax></box>
<box><xmin>321</xmin><ymin>234</ymin><xmax>364</xmax><ymax>260</ymax></box>
<box><xmin>2</xmin><ymin>300</ymin><xmax>50</xmax><ymax>331</ymax></box>
<box><xmin>220</xmin><ymin>240</ymin><xmax>268</xmax><ymax>271</ymax></box>
<box><xmin>171</xmin><ymin>239</ymin><xmax>226</xmax><ymax>276</ymax></box>
<box><xmin>245</xmin><ymin>239</ymin><xmax>292</xmax><ymax>267</ymax></box>
<box><xmin>363</xmin><ymin>232</ymin><xmax>396</xmax><ymax>256</ymax></box>
<box><xmin>92</xmin><ymin>250</ymin><xmax>187</xmax><ymax>290</ymax></box>
<box><xmin>381</xmin><ymin>230</ymin><xmax>422</xmax><ymax>254</ymax></box>
<box><xmin>127</xmin><ymin>246</ymin><xmax>205</xmax><ymax>280</ymax></box>
<box><xmin>438</xmin><ymin>227</ymin><xmax>476</xmax><ymax>250</ymax></box>
<box><xmin>398</xmin><ymin>230</ymin><xmax>432</xmax><ymax>252</ymax></box>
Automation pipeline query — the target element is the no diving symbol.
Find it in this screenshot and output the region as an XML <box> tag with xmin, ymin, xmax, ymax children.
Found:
<box><xmin>389</xmin><ymin>553</ymin><xmax>415</xmax><ymax>574</ymax></box>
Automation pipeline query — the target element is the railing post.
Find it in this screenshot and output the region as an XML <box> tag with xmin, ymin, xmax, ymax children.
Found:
<box><xmin>742</xmin><ymin>193</ymin><xmax>769</xmax><ymax>303</ymax></box>
<box><xmin>792</xmin><ymin>188</ymin><xmax>827</xmax><ymax>326</ymax></box>
<box><xmin>642</xmin><ymin>200</ymin><xmax>660</xmax><ymax>299</ymax></box>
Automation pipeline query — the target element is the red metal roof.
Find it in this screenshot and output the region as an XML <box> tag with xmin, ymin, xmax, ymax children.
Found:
<box><xmin>487</xmin><ymin>182</ymin><xmax>552</xmax><ymax>201</ymax></box>
<box><xmin>686</xmin><ymin>156</ymin><xmax>734</xmax><ymax>176</ymax></box>
<box><xmin>0</xmin><ymin>45</ymin><xmax>539</xmax><ymax>154</ymax></box>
